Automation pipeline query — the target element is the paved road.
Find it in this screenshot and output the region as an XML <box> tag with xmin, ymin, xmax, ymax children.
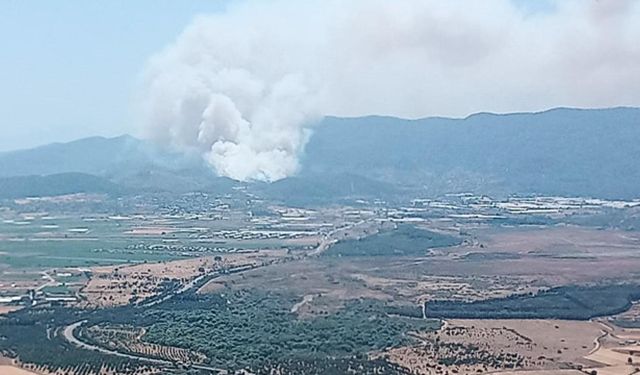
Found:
<box><xmin>62</xmin><ymin>321</ymin><xmax>172</xmax><ymax>365</ymax></box>
<box><xmin>62</xmin><ymin>320</ymin><xmax>226</xmax><ymax>373</ymax></box>
<box><xmin>140</xmin><ymin>270</ymin><xmax>221</xmax><ymax>307</ymax></box>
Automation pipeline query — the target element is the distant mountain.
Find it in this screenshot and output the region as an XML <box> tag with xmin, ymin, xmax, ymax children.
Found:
<box><xmin>0</xmin><ymin>134</ymin><xmax>233</xmax><ymax>194</ymax></box>
<box><xmin>1</xmin><ymin>107</ymin><xmax>639</xmax><ymax>200</ymax></box>
<box><xmin>0</xmin><ymin>134</ymin><xmax>213</xmax><ymax>178</ymax></box>
<box><xmin>0</xmin><ymin>135</ymin><xmax>146</xmax><ymax>177</ymax></box>
<box><xmin>0</xmin><ymin>173</ymin><xmax>123</xmax><ymax>199</ymax></box>
<box><xmin>302</xmin><ymin>107</ymin><xmax>640</xmax><ymax>199</ymax></box>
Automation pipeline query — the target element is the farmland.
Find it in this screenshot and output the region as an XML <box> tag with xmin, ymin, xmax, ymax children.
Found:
<box><xmin>0</xmin><ymin>193</ymin><xmax>640</xmax><ymax>374</ymax></box>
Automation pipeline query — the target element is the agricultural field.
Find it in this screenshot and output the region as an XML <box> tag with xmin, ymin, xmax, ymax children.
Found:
<box><xmin>1</xmin><ymin>193</ymin><xmax>640</xmax><ymax>374</ymax></box>
<box><xmin>81</xmin><ymin>249</ymin><xmax>290</xmax><ymax>307</ymax></box>
<box><xmin>0</xmin><ymin>194</ymin><xmax>335</xmax><ymax>273</ymax></box>
<box><xmin>0</xmin><ymin>214</ymin><xmax>306</xmax><ymax>269</ymax></box>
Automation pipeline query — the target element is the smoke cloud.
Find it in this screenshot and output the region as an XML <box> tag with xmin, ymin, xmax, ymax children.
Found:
<box><xmin>140</xmin><ymin>0</ymin><xmax>640</xmax><ymax>182</ymax></box>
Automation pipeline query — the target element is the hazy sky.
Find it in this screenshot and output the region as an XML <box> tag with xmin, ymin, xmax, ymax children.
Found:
<box><xmin>1</xmin><ymin>0</ymin><xmax>639</xmax><ymax>154</ymax></box>
<box><xmin>0</xmin><ymin>0</ymin><xmax>229</xmax><ymax>151</ymax></box>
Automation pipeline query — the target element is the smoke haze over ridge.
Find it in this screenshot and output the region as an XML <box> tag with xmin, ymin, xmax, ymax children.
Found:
<box><xmin>140</xmin><ymin>0</ymin><xmax>640</xmax><ymax>182</ymax></box>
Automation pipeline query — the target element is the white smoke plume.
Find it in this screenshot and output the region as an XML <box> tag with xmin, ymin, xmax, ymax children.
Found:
<box><xmin>140</xmin><ymin>0</ymin><xmax>640</xmax><ymax>182</ymax></box>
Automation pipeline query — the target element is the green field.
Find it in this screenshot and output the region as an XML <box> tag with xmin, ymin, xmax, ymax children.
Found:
<box><xmin>0</xmin><ymin>239</ymin><xmax>183</xmax><ymax>268</ymax></box>
<box><xmin>41</xmin><ymin>284</ymin><xmax>74</xmax><ymax>295</ymax></box>
<box><xmin>0</xmin><ymin>215</ymin><xmax>299</xmax><ymax>269</ymax></box>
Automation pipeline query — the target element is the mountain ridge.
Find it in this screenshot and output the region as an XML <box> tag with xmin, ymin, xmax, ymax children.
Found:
<box><xmin>1</xmin><ymin>107</ymin><xmax>639</xmax><ymax>201</ymax></box>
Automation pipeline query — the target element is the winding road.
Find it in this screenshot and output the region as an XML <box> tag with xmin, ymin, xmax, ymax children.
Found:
<box><xmin>58</xmin><ymin>219</ymin><xmax>366</xmax><ymax>373</ymax></box>
<box><xmin>62</xmin><ymin>321</ymin><xmax>172</xmax><ymax>365</ymax></box>
<box><xmin>62</xmin><ymin>321</ymin><xmax>226</xmax><ymax>373</ymax></box>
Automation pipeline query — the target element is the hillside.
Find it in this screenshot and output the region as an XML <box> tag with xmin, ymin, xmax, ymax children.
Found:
<box><xmin>0</xmin><ymin>173</ymin><xmax>124</xmax><ymax>199</ymax></box>
<box><xmin>0</xmin><ymin>135</ymin><xmax>147</xmax><ymax>177</ymax></box>
<box><xmin>302</xmin><ymin>107</ymin><xmax>640</xmax><ymax>199</ymax></box>
<box><xmin>0</xmin><ymin>135</ymin><xmax>230</xmax><ymax>194</ymax></box>
<box><xmin>1</xmin><ymin>107</ymin><xmax>639</xmax><ymax>200</ymax></box>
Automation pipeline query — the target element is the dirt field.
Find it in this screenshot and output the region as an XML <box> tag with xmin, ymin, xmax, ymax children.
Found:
<box><xmin>198</xmin><ymin>255</ymin><xmax>545</xmax><ymax>310</ymax></box>
<box><xmin>381</xmin><ymin>317</ymin><xmax>640</xmax><ymax>375</ymax></box>
<box><xmin>476</xmin><ymin>226</ymin><xmax>640</xmax><ymax>258</ymax></box>
<box><xmin>383</xmin><ymin>319</ymin><xmax>604</xmax><ymax>375</ymax></box>
<box><xmin>82</xmin><ymin>249</ymin><xmax>289</xmax><ymax>307</ymax></box>
<box><xmin>0</xmin><ymin>366</ymin><xmax>39</xmax><ymax>375</ymax></box>
<box><xmin>198</xmin><ymin>258</ymin><xmax>391</xmax><ymax>316</ymax></box>
<box><xmin>380</xmin><ymin>226</ymin><xmax>640</xmax><ymax>287</ymax></box>
<box><xmin>0</xmin><ymin>305</ymin><xmax>22</xmax><ymax>314</ymax></box>
<box><xmin>582</xmin><ymin>320</ymin><xmax>640</xmax><ymax>375</ymax></box>
<box><xmin>197</xmin><ymin>226</ymin><xmax>640</xmax><ymax>317</ymax></box>
<box><xmin>456</xmin><ymin>319</ymin><xmax>603</xmax><ymax>363</ymax></box>
<box><xmin>0</xmin><ymin>271</ymin><xmax>46</xmax><ymax>295</ymax></box>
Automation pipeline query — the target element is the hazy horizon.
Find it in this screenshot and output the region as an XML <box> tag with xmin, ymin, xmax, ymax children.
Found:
<box><xmin>1</xmin><ymin>104</ymin><xmax>637</xmax><ymax>154</ymax></box>
<box><xmin>2</xmin><ymin>0</ymin><xmax>639</xmax><ymax>158</ymax></box>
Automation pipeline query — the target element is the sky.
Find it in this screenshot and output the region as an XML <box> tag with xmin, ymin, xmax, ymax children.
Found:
<box><xmin>0</xmin><ymin>0</ymin><xmax>230</xmax><ymax>151</ymax></box>
<box><xmin>1</xmin><ymin>0</ymin><xmax>639</xmax><ymax>155</ymax></box>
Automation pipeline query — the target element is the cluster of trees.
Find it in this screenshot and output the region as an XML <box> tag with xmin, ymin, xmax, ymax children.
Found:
<box><xmin>385</xmin><ymin>304</ymin><xmax>423</xmax><ymax>318</ymax></box>
<box><xmin>425</xmin><ymin>284</ymin><xmax>640</xmax><ymax>320</ymax></box>
<box><xmin>2</xmin><ymin>281</ymin><xmax>638</xmax><ymax>373</ymax></box>
<box><xmin>0</xmin><ymin>307</ymin><xmax>144</xmax><ymax>373</ymax></box>
<box><xmin>83</xmin><ymin>324</ymin><xmax>206</xmax><ymax>364</ymax></box>
<box><xmin>324</xmin><ymin>224</ymin><xmax>461</xmax><ymax>257</ymax></box>
<box><xmin>433</xmin><ymin>341</ymin><xmax>523</xmax><ymax>369</ymax></box>
<box><xmin>612</xmin><ymin>319</ymin><xmax>640</xmax><ymax>328</ymax></box>
<box><xmin>141</xmin><ymin>290</ymin><xmax>440</xmax><ymax>371</ymax></box>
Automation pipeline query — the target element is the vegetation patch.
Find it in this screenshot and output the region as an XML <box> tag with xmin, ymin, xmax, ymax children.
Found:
<box><xmin>0</xmin><ymin>307</ymin><xmax>146</xmax><ymax>374</ymax></box>
<box><xmin>323</xmin><ymin>225</ymin><xmax>461</xmax><ymax>257</ymax></box>
<box><xmin>141</xmin><ymin>289</ymin><xmax>440</xmax><ymax>370</ymax></box>
<box><xmin>612</xmin><ymin>319</ymin><xmax>640</xmax><ymax>328</ymax></box>
<box><xmin>425</xmin><ymin>284</ymin><xmax>640</xmax><ymax>320</ymax></box>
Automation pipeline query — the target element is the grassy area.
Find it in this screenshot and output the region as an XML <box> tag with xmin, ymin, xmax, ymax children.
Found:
<box><xmin>41</xmin><ymin>284</ymin><xmax>73</xmax><ymax>295</ymax></box>
<box><xmin>0</xmin><ymin>216</ymin><xmax>296</xmax><ymax>269</ymax></box>
<box><xmin>0</xmin><ymin>239</ymin><xmax>182</xmax><ymax>268</ymax></box>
